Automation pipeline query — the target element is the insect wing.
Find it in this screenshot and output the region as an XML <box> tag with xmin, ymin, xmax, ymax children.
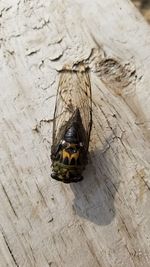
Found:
<box><xmin>52</xmin><ymin>68</ymin><xmax>92</xmax><ymax>151</ymax></box>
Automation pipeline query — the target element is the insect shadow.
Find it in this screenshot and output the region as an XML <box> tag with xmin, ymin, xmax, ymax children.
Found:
<box><xmin>70</xmin><ymin>137</ymin><xmax>120</xmax><ymax>225</ymax></box>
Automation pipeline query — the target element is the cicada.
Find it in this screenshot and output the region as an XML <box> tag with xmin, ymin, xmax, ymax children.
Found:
<box><xmin>51</xmin><ymin>64</ymin><xmax>92</xmax><ymax>183</ymax></box>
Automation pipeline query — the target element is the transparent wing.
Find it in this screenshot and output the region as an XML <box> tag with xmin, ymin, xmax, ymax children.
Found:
<box><xmin>52</xmin><ymin>66</ymin><xmax>92</xmax><ymax>148</ymax></box>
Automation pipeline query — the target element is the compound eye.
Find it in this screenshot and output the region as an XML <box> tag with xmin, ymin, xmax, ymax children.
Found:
<box><xmin>61</xmin><ymin>140</ymin><xmax>66</xmax><ymax>145</ymax></box>
<box><xmin>61</xmin><ymin>140</ymin><xmax>67</xmax><ymax>147</ymax></box>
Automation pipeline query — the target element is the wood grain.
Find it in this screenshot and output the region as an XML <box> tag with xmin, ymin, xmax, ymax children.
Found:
<box><xmin>0</xmin><ymin>0</ymin><xmax>150</xmax><ymax>266</ymax></box>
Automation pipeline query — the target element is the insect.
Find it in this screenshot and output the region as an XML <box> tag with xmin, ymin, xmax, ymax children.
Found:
<box><xmin>51</xmin><ymin>64</ymin><xmax>92</xmax><ymax>183</ymax></box>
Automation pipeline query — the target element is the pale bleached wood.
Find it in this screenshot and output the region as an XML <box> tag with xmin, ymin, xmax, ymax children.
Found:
<box><xmin>0</xmin><ymin>0</ymin><xmax>150</xmax><ymax>267</ymax></box>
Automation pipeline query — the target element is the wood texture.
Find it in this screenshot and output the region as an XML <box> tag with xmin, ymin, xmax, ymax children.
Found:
<box><xmin>0</xmin><ymin>0</ymin><xmax>150</xmax><ymax>266</ymax></box>
<box><xmin>132</xmin><ymin>0</ymin><xmax>150</xmax><ymax>22</ymax></box>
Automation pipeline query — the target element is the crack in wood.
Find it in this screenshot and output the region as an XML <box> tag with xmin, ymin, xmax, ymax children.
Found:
<box><xmin>1</xmin><ymin>231</ymin><xmax>19</xmax><ymax>267</ymax></box>
<box><xmin>1</xmin><ymin>184</ymin><xmax>18</xmax><ymax>218</ymax></box>
<box><xmin>26</xmin><ymin>49</ymin><xmax>40</xmax><ymax>56</ymax></box>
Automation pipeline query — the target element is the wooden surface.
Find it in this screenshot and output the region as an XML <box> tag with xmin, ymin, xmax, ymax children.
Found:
<box><xmin>0</xmin><ymin>0</ymin><xmax>150</xmax><ymax>266</ymax></box>
<box><xmin>132</xmin><ymin>0</ymin><xmax>150</xmax><ymax>22</ymax></box>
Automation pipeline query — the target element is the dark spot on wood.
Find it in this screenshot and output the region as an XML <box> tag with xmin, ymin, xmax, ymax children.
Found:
<box><xmin>112</xmin><ymin>114</ymin><xmax>117</xmax><ymax>118</ymax></box>
<box><xmin>32</xmin><ymin>125</ymin><xmax>40</xmax><ymax>133</ymax></box>
<box><xmin>48</xmin><ymin>218</ymin><xmax>54</xmax><ymax>223</ymax></box>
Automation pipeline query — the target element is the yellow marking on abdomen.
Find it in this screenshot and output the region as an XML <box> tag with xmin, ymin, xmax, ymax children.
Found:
<box><xmin>70</xmin><ymin>151</ymin><xmax>79</xmax><ymax>160</ymax></box>
<box><xmin>62</xmin><ymin>149</ymin><xmax>79</xmax><ymax>164</ymax></box>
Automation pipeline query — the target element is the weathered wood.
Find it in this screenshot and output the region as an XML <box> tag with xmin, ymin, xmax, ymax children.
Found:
<box><xmin>0</xmin><ymin>0</ymin><xmax>150</xmax><ymax>266</ymax></box>
<box><xmin>132</xmin><ymin>0</ymin><xmax>150</xmax><ymax>22</ymax></box>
